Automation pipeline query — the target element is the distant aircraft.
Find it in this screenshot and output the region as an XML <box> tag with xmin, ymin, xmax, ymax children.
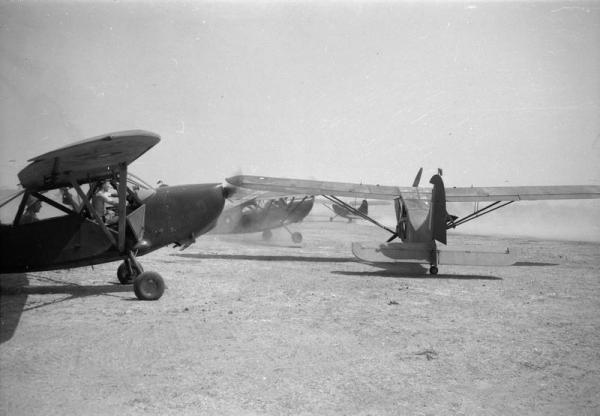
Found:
<box><xmin>326</xmin><ymin>199</ymin><xmax>368</xmax><ymax>222</ymax></box>
<box><xmin>211</xmin><ymin>190</ymin><xmax>314</xmax><ymax>243</ymax></box>
<box><xmin>227</xmin><ymin>169</ymin><xmax>600</xmax><ymax>274</ymax></box>
<box><xmin>0</xmin><ymin>130</ymin><xmax>226</xmax><ymax>300</ymax></box>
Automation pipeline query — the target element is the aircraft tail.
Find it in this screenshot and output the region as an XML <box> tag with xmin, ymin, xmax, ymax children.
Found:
<box><xmin>358</xmin><ymin>199</ymin><xmax>368</xmax><ymax>215</ymax></box>
<box><xmin>429</xmin><ymin>174</ymin><xmax>448</xmax><ymax>245</ymax></box>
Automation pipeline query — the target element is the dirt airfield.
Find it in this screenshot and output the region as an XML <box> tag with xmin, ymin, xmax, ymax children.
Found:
<box><xmin>1</xmin><ymin>215</ymin><xmax>599</xmax><ymax>415</ymax></box>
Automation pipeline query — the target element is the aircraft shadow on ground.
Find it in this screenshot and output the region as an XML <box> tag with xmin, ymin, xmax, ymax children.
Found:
<box><xmin>1</xmin><ymin>273</ymin><xmax>131</xmax><ymax>343</ymax></box>
<box><xmin>512</xmin><ymin>261</ymin><xmax>559</xmax><ymax>267</ymax></box>
<box><xmin>173</xmin><ymin>253</ymin><xmax>357</xmax><ymax>263</ymax></box>
<box><xmin>331</xmin><ymin>270</ymin><xmax>503</xmax><ymax>280</ymax></box>
<box><xmin>173</xmin><ymin>253</ymin><xmax>502</xmax><ymax>280</ymax></box>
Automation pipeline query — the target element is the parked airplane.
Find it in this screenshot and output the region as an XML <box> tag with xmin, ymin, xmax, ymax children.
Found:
<box><xmin>326</xmin><ymin>199</ymin><xmax>368</xmax><ymax>222</ymax></box>
<box><xmin>211</xmin><ymin>190</ymin><xmax>314</xmax><ymax>243</ymax></box>
<box><xmin>0</xmin><ymin>130</ymin><xmax>226</xmax><ymax>300</ymax></box>
<box><xmin>227</xmin><ymin>170</ymin><xmax>600</xmax><ymax>274</ymax></box>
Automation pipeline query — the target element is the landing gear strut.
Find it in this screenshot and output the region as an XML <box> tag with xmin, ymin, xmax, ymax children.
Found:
<box><xmin>117</xmin><ymin>259</ymin><xmax>143</xmax><ymax>284</ymax></box>
<box><xmin>122</xmin><ymin>252</ymin><xmax>165</xmax><ymax>300</ymax></box>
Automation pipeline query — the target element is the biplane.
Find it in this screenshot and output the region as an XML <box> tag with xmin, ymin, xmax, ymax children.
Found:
<box><xmin>211</xmin><ymin>188</ymin><xmax>314</xmax><ymax>243</ymax></box>
<box><xmin>0</xmin><ymin>130</ymin><xmax>226</xmax><ymax>300</ymax></box>
<box><xmin>227</xmin><ymin>169</ymin><xmax>600</xmax><ymax>274</ymax></box>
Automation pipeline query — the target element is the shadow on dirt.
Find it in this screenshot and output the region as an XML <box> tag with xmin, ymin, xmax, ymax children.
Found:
<box><xmin>1</xmin><ymin>273</ymin><xmax>131</xmax><ymax>343</ymax></box>
<box><xmin>173</xmin><ymin>253</ymin><xmax>357</xmax><ymax>263</ymax></box>
<box><xmin>332</xmin><ymin>270</ymin><xmax>503</xmax><ymax>280</ymax></box>
<box><xmin>512</xmin><ymin>261</ymin><xmax>559</xmax><ymax>267</ymax></box>
<box><xmin>0</xmin><ymin>273</ymin><xmax>28</xmax><ymax>344</ymax></box>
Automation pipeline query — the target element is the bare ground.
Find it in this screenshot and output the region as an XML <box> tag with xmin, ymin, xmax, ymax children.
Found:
<box><xmin>1</xmin><ymin>219</ymin><xmax>599</xmax><ymax>415</ymax></box>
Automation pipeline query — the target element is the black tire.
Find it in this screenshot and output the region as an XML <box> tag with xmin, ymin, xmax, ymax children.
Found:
<box><xmin>262</xmin><ymin>230</ymin><xmax>273</xmax><ymax>241</ymax></box>
<box><xmin>133</xmin><ymin>271</ymin><xmax>165</xmax><ymax>301</ymax></box>
<box><xmin>429</xmin><ymin>266</ymin><xmax>438</xmax><ymax>275</ymax></box>
<box><xmin>291</xmin><ymin>232</ymin><xmax>303</xmax><ymax>243</ymax></box>
<box><xmin>117</xmin><ymin>261</ymin><xmax>143</xmax><ymax>284</ymax></box>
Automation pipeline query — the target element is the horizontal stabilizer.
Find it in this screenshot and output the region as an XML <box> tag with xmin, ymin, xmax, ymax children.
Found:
<box><xmin>352</xmin><ymin>242</ymin><xmax>434</xmax><ymax>264</ymax></box>
<box><xmin>352</xmin><ymin>242</ymin><xmax>515</xmax><ymax>266</ymax></box>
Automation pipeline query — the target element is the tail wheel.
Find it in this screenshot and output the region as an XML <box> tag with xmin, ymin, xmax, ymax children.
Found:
<box><xmin>117</xmin><ymin>261</ymin><xmax>143</xmax><ymax>284</ymax></box>
<box><xmin>429</xmin><ymin>266</ymin><xmax>438</xmax><ymax>275</ymax></box>
<box><xmin>291</xmin><ymin>232</ymin><xmax>303</xmax><ymax>243</ymax></box>
<box><xmin>133</xmin><ymin>271</ymin><xmax>165</xmax><ymax>301</ymax></box>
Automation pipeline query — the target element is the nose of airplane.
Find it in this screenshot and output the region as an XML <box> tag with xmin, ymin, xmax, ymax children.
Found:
<box><xmin>180</xmin><ymin>183</ymin><xmax>226</xmax><ymax>236</ymax></box>
<box><xmin>145</xmin><ymin>183</ymin><xmax>226</xmax><ymax>247</ymax></box>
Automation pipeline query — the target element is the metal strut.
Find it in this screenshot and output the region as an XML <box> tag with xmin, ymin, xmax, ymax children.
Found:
<box><xmin>449</xmin><ymin>200</ymin><xmax>515</xmax><ymax>229</ymax></box>
<box><xmin>324</xmin><ymin>195</ymin><xmax>397</xmax><ymax>236</ymax></box>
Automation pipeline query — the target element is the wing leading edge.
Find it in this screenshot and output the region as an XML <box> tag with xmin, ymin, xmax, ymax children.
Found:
<box><xmin>227</xmin><ymin>175</ymin><xmax>600</xmax><ymax>202</ymax></box>
<box><xmin>18</xmin><ymin>130</ymin><xmax>160</xmax><ymax>191</ymax></box>
<box><xmin>226</xmin><ymin>175</ymin><xmax>422</xmax><ymax>200</ymax></box>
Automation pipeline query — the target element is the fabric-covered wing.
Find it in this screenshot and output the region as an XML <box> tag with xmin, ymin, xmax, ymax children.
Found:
<box><xmin>446</xmin><ymin>185</ymin><xmax>600</xmax><ymax>202</ymax></box>
<box><xmin>226</xmin><ymin>175</ymin><xmax>422</xmax><ymax>200</ymax></box>
<box><xmin>18</xmin><ymin>130</ymin><xmax>160</xmax><ymax>191</ymax></box>
<box><xmin>225</xmin><ymin>186</ymin><xmax>309</xmax><ymax>204</ymax></box>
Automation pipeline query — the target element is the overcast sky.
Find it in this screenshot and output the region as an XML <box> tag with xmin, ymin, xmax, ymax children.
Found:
<box><xmin>1</xmin><ymin>1</ymin><xmax>599</xmax><ymax>192</ymax></box>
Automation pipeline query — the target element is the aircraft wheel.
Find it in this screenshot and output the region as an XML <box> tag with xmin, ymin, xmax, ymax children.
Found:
<box><xmin>291</xmin><ymin>232</ymin><xmax>303</xmax><ymax>243</ymax></box>
<box><xmin>133</xmin><ymin>271</ymin><xmax>165</xmax><ymax>301</ymax></box>
<box><xmin>262</xmin><ymin>230</ymin><xmax>273</xmax><ymax>241</ymax></box>
<box><xmin>429</xmin><ymin>266</ymin><xmax>438</xmax><ymax>275</ymax></box>
<box><xmin>117</xmin><ymin>261</ymin><xmax>143</xmax><ymax>284</ymax></box>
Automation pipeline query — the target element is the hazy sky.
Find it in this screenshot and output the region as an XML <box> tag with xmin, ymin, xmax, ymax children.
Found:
<box><xmin>1</xmin><ymin>1</ymin><xmax>599</xmax><ymax>191</ymax></box>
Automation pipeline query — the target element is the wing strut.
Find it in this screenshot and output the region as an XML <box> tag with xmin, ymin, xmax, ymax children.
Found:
<box><xmin>117</xmin><ymin>163</ymin><xmax>128</xmax><ymax>253</ymax></box>
<box><xmin>323</xmin><ymin>195</ymin><xmax>397</xmax><ymax>236</ymax></box>
<box><xmin>449</xmin><ymin>201</ymin><xmax>514</xmax><ymax>229</ymax></box>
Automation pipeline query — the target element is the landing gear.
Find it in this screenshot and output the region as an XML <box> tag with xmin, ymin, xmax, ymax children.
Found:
<box><xmin>124</xmin><ymin>251</ymin><xmax>165</xmax><ymax>300</ymax></box>
<box><xmin>262</xmin><ymin>229</ymin><xmax>273</xmax><ymax>241</ymax></box>
<box><xmin>133</xmin><ymin>271</ymin><xmax>165</xmax><ymax>301</ymax></box>
<box><xmin>291</xmin><ymin>232</ymin><xmax>303</xmax><ymax>243</ymax></box>
<box><xmin>117</xmin><ymin>260</ymin><xmax>143</xmax><ymax>284</ymax></box>
<box><xmin>429</xmin><ymin>266</ymin><xmax>438</xmax><ymax>275</ymax></box>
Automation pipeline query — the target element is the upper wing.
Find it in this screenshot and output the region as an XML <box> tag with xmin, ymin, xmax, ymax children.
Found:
<box><xmin>446</xmin><ymin>185</ymin><xmax>600</xmax><ymax>202</ymax></box>
<box><xmin>18</xmin><ymin>130</ymin><xmax>160</xmax><ymax>191</ymax></box>
<box><xmin>228</xmin><ymin>175</ymin><xmax>600</xmax><ymax>202</ymax></box>
<box><xmin>226</xmin><ymin>175</ymin><xmax>423</xmax><ymax>200</ymax></box>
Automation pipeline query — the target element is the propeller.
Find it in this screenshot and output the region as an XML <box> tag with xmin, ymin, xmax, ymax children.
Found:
<box><xmin>412</xmin><ymin>167</ymin><xmax>423</xmax><ymax>187</ymax></box>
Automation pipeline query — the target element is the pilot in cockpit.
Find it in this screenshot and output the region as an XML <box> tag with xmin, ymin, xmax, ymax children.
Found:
<box><xmin>92</xmin><ymin>180</ymin><xmax>118</xmax><ymax>223</ymax></box>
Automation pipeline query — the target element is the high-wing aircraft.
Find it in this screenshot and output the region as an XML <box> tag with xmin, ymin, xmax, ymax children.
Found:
<box><xmin>326</xmin><ymin>199</ymin><xmax>369</xmax><ymax>222</ymax></box>
<box><xmin>211</xmin><ymin>187</ymin><xmax>314</xmax><ymax>243</ymax></box>
<box><xmin>227</xmin><ymin>170</ymin><xmax>600</xmax><ymax>274</ymax></box>
<box><xmin>0</xmin><ymin>130</ymin><xmax>226</xmax><ymax>300</ymax></box>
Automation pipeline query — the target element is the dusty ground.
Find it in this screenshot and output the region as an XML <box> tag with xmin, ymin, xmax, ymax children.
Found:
<box><xmin>1</xmin><ymin>217</ymin><xmax>599</xmax><ymax>415</ymax></box>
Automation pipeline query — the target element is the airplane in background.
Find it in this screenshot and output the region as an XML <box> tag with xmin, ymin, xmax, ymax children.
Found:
<box><xmin>325</xmin><ymin>199</ymin><xmax>369</xmax><ymax>222</ymax></box>
<box><xmin>0</xmin><ymin>130</ymin><xmax>226</xmax><ymax>300</ymax></box>
<box><xmin>227</xmin><ymin>169</ymin><xmax>600</xmax><ymax>275</ymax></box>
<box><xmin>211</xmin><ymin>187</ymin><xmax>314</xmax><ymax>243</ymax></box>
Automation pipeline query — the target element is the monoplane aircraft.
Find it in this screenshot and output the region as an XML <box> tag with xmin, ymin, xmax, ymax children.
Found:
<box><xmin>0</xmin><ymin>130</ymin><xmax>226</xmax><ymax>300</ymax></box>
<box><xmin>326</xmin><ymin>199</ymin><xmax>368</xmax><ymax>222</ymax></box>
<box><xmin>211</xmin><ymin>188</ymin><xmax>314</xmax><ymax>243</ymax></box>
<box><xmin>227</xmin><ymin>170</ymin><xmax>600</xmax><ymax>274</ymax></box>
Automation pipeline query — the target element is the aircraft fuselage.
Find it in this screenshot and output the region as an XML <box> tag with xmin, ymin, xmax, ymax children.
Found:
<box><xmin>0</xmin><ymin>184</ymin><xmax>225</xmax><ymax>273</ymax></box>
